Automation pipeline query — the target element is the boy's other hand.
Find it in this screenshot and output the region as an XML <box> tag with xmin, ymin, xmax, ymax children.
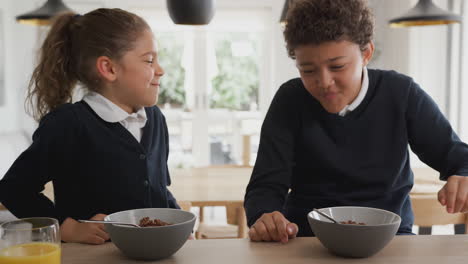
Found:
<box><xmin>438</xmin><ymin>175</ymin><xmax>468</xmax><ymax>213</ymax></box>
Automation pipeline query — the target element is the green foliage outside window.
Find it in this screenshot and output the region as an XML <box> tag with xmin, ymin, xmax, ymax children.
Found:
<box><xmin>157</xmin><ymin>33</ymin><xmax>186</xmax><ymax>108</ymax></box>
<box><xmin>211</xmin><ymin>33</ymin><xmax>260</xmax><ymax>111</ymax></box>
<box><xmin>156</xmin><ymin>32</ymin><xmax>260</xmax><ymax>111</ymax></box>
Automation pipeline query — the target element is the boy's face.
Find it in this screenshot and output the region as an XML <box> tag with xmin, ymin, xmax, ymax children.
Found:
<box><xmin>295</xmin><ymin>40</ymin><xmax>373</xmax><ymax>114</ymax></box>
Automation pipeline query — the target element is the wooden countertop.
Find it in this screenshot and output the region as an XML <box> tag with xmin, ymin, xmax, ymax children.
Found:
<box><xmin>62</xmin><ymin>235</ymin><xmax>468</xmax><ymax>264</ymax></box>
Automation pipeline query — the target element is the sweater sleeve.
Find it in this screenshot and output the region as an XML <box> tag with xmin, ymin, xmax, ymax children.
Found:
<box><xmin>244</xmin><ymin>81</ymin><xmax>301</xmax><ymax>226</ymax></box>
<box><xmin>0</xmin><ymin>108</ymin><xmax>76</xmax><ymax>223</ymax></box>
<box><xmin>406</xmin><ymin>81</ymin><xmax>468</xmax><ymax>180</ymax></box>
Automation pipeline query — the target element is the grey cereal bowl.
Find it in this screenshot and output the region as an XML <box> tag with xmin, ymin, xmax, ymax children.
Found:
<box><xmin>307</xmin><ymin>206</ymin><xmax>401</xmax><ymax>258</ymax></box>
<box><xmin>104</xmin><ymin>208</ymin><xmax>196</xmax><ymax>260</ymax></box>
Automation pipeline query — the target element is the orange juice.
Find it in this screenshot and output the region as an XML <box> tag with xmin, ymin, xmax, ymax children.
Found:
<box><xmin>0</xmin><ymin>242</ymin><xmax>60</xmax><ymax>264</ymax></box>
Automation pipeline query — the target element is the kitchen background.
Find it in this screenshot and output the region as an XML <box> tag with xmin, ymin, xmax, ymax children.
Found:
<box><xmin>0</xmin><ymin>0</ymin><xmax>467</xmax><ymax>235</ymax></box>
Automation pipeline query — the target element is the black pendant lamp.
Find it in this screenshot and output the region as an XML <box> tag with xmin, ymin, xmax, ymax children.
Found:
<box><xmin>280</xmin><ymin>0</ymin><xmax>291</xmax><ymax>25</ymax></box>
<box><xmin>166</xmin><ymin>0</ymin><xmax>215</xmax><ymax>25</ymax></box>
<box><xmin>389</xmin><ymin>0</ymin><xmax>462</xmax><ymax>28</ymax></box>
<box><xmin>16</xmin><ymin>0</ymin><xmax>74</xmax><ymax>26</ymax></box>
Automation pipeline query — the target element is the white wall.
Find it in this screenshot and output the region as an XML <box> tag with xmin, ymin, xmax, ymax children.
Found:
<box><xmin>0</xmin><ymin>0</ymin><xmax>37</xmax><ymax>134</ymax></box>
<box><xmin>458</xmin><ymin>0</ymin><xmax>468</xmax><ymax>141</ymax></box>
<box><xmin>368</xmin><ymin>0</ymin><xmax>412</xmax><ymax>72</ymax></box>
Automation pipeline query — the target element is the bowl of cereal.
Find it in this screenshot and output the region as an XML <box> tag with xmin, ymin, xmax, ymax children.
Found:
<box><xmin>307</xmin><ymin>206</ymin><xmax>401</xmax><ymax>258</ymax></box>
<box><xmin>104</xmin><ymin>208</ymin><xmax>196</xmax><ymax>260</ymax></box>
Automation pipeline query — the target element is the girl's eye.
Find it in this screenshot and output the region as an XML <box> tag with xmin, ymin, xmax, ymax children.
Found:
<box><xmin>145</xmin><ymin>60</ymin><xmax>154</xmax><ymax>64</ymax></box>
<box><xmin>302</xmin><ymin>70</ymin><xmax>316</xmax><ymax>74</ymax></box>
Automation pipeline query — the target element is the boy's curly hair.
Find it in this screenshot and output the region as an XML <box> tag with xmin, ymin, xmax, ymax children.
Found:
<box><xmin>284</xmin><ymin>0</ymin><xmax>374</xmax><ymax>59</ymax></box>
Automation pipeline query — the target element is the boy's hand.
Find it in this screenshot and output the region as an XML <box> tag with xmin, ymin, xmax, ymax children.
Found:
<box><xmin>60</xmin><ymin>214</ymin><xmax>110</xmax><ymax>244</ymax></box>
<box><xmin>248</xmin><ymin>211</ymin><xmax>298</xmax><ymax>243</ymax></box>
<box><xmin>438</xmin><ymin>175</ymin><xmax>468</xmax><ymax>213</ymax></box>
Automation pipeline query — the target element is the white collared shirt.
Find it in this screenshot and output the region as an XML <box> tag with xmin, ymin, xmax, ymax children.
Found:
<box><xmin>338</xmin><ymin>67</ymin><xmax>369</xmax><ymax>117</ymax></box>
<box><xmin>83</xmin><ymin>92</ymin><xmax>147</xmax><ymax>142</ymax></box>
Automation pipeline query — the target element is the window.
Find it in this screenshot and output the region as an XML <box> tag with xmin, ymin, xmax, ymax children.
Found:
<box><xmin>134</xmin><ymin>7</ymin><xmax>270</xmax><ymax>168</ymax></box>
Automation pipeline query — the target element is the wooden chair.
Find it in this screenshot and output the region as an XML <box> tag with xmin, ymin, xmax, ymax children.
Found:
<box><xmin>195</xmin><ymin>201</ymin><xmax>248</xmax><ymax>239</ymax></box>
<box><xmin>177</xmin><ymin>200</ymin><xmax>192</xmax><ymax>212</ymax></box>
<box><xmin>410</xmin><ymin>193</ymin><xmax>468</xmax><ymax>234</ymax></box>
<box><xmin>411</xmin><ymin>167</ymin><xmax>467</xmax><ymax>234</ymax></box>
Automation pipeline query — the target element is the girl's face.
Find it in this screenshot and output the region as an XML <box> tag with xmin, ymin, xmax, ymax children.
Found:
<box><xmin>295</xmin><ymin>40</ymin><xmax>373</xmax><ymax>114</ymax></box>
<box><xmin>113</xmin><ymin>29</ymin><xmax>164</xmax><ymax>113</ymax></box>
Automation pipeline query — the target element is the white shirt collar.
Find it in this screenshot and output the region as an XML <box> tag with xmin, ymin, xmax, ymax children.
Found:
<box><xmin>338</xmin><ymin>67</ymin><xmax>369</xmax><ymax>117</ymax></box>
<box><xmin>83</xmin><ymin>91</ymin><xmax>147</xmax><ymax>124</ymax></box>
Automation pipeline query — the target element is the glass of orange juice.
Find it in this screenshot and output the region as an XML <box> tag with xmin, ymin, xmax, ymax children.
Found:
<box><xmin>0</xmin><ymin>217</ymin><xmax>60</xmax><ymax>264</ymax></box>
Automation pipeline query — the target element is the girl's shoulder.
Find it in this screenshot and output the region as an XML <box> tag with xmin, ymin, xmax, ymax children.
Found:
<box><xmin>29</xmin><ymin>103</ymin><xmax>85</xmax><ymax>145</ymax></box>
<box><xmin>41</xmin><ymin>102</ymin><xmax>82</xmax><ymax>119</ymax></box>
<box><xmin>144</xmin><ymin>105</ymin><xmax>166</xmax><ymax>122</ymax></box>
<box><xmin>37</xmin><ymin>102</ymin><xmax>88</xmax><ymax>133</ymax></box>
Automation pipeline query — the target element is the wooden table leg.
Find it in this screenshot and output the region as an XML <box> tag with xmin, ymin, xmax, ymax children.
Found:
<box><xmin>242</xmin><ymin>135</ymin><xmax>251</xmax><ymax>167</ymax></box>
<box><xmin>418</xmin><ymin>226</ymin><xmax>432</xmax><ymax>235</ymax></box>
<box><xmin>236</xmin><ymin>207</ymin><xmax>248</xmax><ymax>238</ymax></box>
<box><xmin>464</xmin><ymin>214</ymin><xmax>468</xmax><ymax>235</ymax></box>
<box><xmin>195</xmin><ymin>206</ymin><xmax>205</xmax><ymax>239</ymax></box>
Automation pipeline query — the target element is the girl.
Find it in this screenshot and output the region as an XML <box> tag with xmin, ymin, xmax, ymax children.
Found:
<box><xmin>244</xmin><ymin>0</ymin><xmax>468</xmax><ymax>242</ymax></box>
<box><xmin>0</xmin><ymin>8</ymin><xmax>180</xmax><ymax>244</ymax></box>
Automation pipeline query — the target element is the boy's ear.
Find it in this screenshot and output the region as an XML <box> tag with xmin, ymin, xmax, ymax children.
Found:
<box><xmin>362</xmin><ymin>41</ymin><xmax>374</xmax><ymax>66</ymax></box>
<box><xmin>95</xmin><ymin>56</ymin><xmax>118</xmax><ymax>82</ymax></box>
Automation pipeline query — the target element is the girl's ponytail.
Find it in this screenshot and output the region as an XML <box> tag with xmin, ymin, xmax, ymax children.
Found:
<box><xmin>26</xmin><ymin>12</ymin><xmax>78</xmax><ymax>121</ymax></box>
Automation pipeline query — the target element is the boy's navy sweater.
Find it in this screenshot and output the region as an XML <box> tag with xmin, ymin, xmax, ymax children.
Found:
<box><xmin>244</xmin><ymin>69</ymin><xmax>468</xmax><ymax>236</ymax></box>
<box><xmin>0</xmin><ymin>101</ymin><xmax>179</xmax><ymax>223</ymax></box>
